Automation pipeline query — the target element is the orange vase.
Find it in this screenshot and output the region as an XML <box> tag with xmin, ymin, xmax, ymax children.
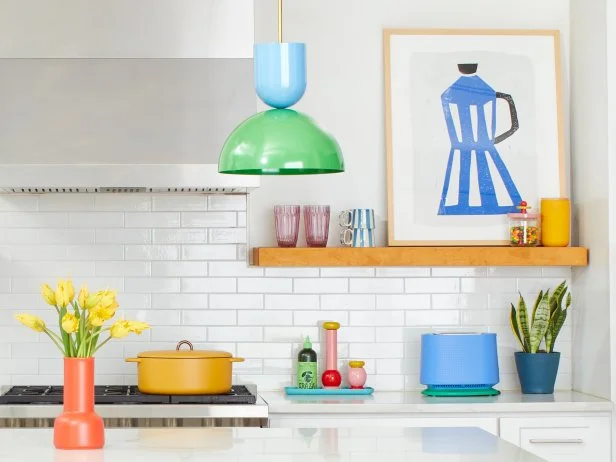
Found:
<box><xmin>54</xmin><ymin>357</ymin><xmax>104</xmax><ymax>450</ymax></box>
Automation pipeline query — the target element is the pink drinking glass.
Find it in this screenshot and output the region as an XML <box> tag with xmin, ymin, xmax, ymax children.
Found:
<box><xmin>274</xmin><ymin>205</ymin><xmax>300</xmax><ymax>247</ymax></box>
<box><xmin>304</xmin><ymin>205</ymin><xmax>330</xmax><ymax>247</ymax></box>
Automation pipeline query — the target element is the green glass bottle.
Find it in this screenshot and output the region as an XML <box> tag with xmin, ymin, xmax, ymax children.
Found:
<box><xmin>297</xmin><ymin>336</ymin><xmax>317</xmax><ymax>389</ymax></box>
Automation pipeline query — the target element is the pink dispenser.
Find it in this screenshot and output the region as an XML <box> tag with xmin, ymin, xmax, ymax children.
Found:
<box><xmin>321</xmin><ymin>321</ymin><xmax>342</xmax><ymax>388</ymax></box>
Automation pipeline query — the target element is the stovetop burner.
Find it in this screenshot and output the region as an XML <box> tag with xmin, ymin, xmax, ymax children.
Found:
<box><xmin>0</xmin><ymin>385</ymin><xmax>256</xmax><ymax>405</ymax></box>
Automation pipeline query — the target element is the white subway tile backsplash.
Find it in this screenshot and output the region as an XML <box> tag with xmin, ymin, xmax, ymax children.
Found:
<box><xmin>0</xmin><ymin>194</ymin><xmax>571</xmax><ymax>392</ymax></box>
<box><xmin>265</xmin><ymin>268</ymin><xmax>320</xmax><ymax>277</ymax></box>
<box><xmin>209</xmin><ymin>228</ymin><xmax>247</xmax><ymax>244</ymax></box>
<box><xmin>181</xmin><ymin>278</ymin><xmax>236</xmax><ymax>293</ymax></box>
<box><xmin>209</xmin><ymin>327</ymin><xmax>262</xmax><ymax>342</ymax></box>
<box><xmin>210</xmin><ymin>294</ymin><xmax>262</xmax><ymax>310</ymax></box>
<box><xmin>181</xmin><ymin>245</ymin><xmax>236</xmax><ymax>261</ymax></box>
<box><xmin>320</xmin><ymin>268</ymin><xmax>375</xmax><ymax>277</ymax></box>
<box><xmin>153</xmin><ymin>196</ymin><xmax>206</xmax><ymax>212</ymax></box>
<box><xmin>350</xmin><ymin>310</ymin><xmax>404</xmax><ymax>327</ymax></box>
<box><xmin>239</xmin><ymin>278</ymin><xmax>292</xmax><ymax>293</ymax></box>
<box><xmin>151</xmin><ymin>262</ymin><xmax>207</xmax><ymax>277</ymax></box>
<box><xmin>69</xmin><ymin>212</ymin><xmax>123</xmax><ymax>228</ymax></box>
<box><xmin>94</xmin><ymin>195</ymin><xmax>151</xmax><ymax>212</ymax></box>
<box><xmin>182</xmin><ymin>310</ymin><xmax>237</xmax><ymax>326</ymax></box>
<box><xmin>153</xmin><ymin>229</ymin><xmax>206</xmax><ymax>244</ymax></box>
<box><xmin>294</xmin><ymin>278</ymin><xmax>348</xmax><ymax>294</ymax></box>
<box><xmin>239</xmin><ymin>310</ymin><xmax>292</xmax><ymax>326</ymax></box>
<box><xmin>151</xmin><ymin>294</ymin><xmax>207</xmax><ymax>310</ymax></box>
<box><xmin>3</xmin><ymin>212</ymin><xmax>68</xmax><ymax>228</ymax></box>
<box><xmin>209</xmin><ymin>261</ymin><xmax>263</xmax><ymax>277</ymax></box>
<box><xmin>265</xmin><ymin>294</ymin><xmax>318</xmax><ymax>310</ymax></box>
<box><xmin>125</xmin><ymin>245</ymin><xmax>179</xmax><ymax>261</ymax></box>
<box><xmin>125</xmin><ymin>278</ymin><xmax>180</xmax><ymax>293</ymax></box>
<box><xmin>181</xmin><ymin>212</ymin><xmax>236</xmax><ymax>228</ymax></box>
<box><xmin>96</xmin><ymin>261</ymin><xmax>150</xmax><ymax>277</ymax></box>
<box><xmin>96</xmin><ymin>229</ymin><xmax>151</xmax><ymax>244</ymax></box>
<box><xmin>68</xmin><ymin>245</ymin><xmax>124</xmax><ymax>261</ymax></box>
<box><xmin>405</xmin><ymin>278</ymin><xmax>459</xmax><ymax>293</ymax></box>
<box><xmin>376</xmin><ymin>294</ymin><xmax>430</xmax><ymax>310</ymax></box>
<box><xmin>125</xmin><ymin>212</ymin><xmax>180</xmax><ymax>228</ymax></box>
<box><xmin>321</xmin><ymin>294</ymin><xmax>375</xmax><ymax>310</ymax></box>
<box><xmin>208</xmin><ymin>195</ymin><xmax>247</xmax><ymax>211</ymax></box>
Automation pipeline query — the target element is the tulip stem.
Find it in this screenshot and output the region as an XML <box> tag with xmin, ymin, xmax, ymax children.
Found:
<box><xmin>43</xmin><ymin>330</ymin><xmax>66</xmax><ymax>355</ymax></box>
<box><xmin>91</xmin><ymin>336</ymin><xmax>111</xmax><ymax>356</ymax></box>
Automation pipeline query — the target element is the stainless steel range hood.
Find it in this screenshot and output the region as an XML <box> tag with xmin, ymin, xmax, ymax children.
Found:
<box><xmin>0</xmin><ymin>0</ymin><xmax>259</xmax><ymax>193</ymax></box>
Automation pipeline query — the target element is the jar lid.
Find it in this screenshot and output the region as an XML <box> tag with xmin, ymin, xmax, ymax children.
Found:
<box><xmin>349</xmin><ymin>360</ymin><xmax>365</xmax><ymax>368</ymax></box>
<box><xmin>137</xmin><ymin>340</ymin><xmax>233</xmax><ymax>359</ymax></box>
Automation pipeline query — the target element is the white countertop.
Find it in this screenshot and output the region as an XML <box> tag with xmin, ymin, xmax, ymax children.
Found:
<box><xmin>0</xmin><ymin>427</ymin><xmax>546</xmax><ymax>461</ymax></box>
<box><xmin>260</xmin><ymin>390</ymin><xmax>612</xmax><ymax>414</ymax></box>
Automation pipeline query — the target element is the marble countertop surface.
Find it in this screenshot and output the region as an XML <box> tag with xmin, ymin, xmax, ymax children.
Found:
<box><xmin>260</xmin><ymin>390</ymin><xmax>613</xmax><ymax>414</ymax></box>
<box><xmin>0</xmin><ymin>427</ymin><xmax>547</xmax><ymax>462</ymax></box>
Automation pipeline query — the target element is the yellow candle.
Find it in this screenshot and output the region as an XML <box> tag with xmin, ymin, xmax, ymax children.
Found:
<box><xmin>540</xmin><ymin>198</ymin><xmax>570</xmax><ymax>247</ymax></box>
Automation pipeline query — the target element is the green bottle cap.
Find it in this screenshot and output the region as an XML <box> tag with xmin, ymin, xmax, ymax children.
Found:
<box><xmin>303</xmin><ymin>336</ymin><xmax>312</xmax><ymax>349</ymax></box>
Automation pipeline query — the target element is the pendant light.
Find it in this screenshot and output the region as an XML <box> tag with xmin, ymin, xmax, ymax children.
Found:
<box><xmin>218</xmin><ymin>0</ymin><xmax>344</xmax><ymax>175</ymax></box>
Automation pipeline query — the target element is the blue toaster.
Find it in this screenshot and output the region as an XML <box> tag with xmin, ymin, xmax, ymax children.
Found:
<box><xmin>420</xmin><ymin>333</ymin><xmax>500</xmax><ymax>396</ymax></box>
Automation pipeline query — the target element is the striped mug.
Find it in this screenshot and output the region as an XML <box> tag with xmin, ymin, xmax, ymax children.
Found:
<box><xmin>340</xmin><ymin>228</ymin><xmax>375</xmax><ymax>248</ymax></box>
<box><xmin>339</xmin><ymin>209</ymin><xmax>375</xmax><ymax>229</ymax></box>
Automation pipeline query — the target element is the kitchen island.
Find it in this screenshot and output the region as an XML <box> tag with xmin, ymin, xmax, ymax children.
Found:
<box><xmin>0</xmin><ymin>426</ymin><xmax>545</xmax><ymax>461</ymax></box>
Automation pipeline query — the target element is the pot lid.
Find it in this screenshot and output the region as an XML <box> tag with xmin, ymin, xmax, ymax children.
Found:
<box><xmin>137</xmin><ymin>340</ymin><xmax>233</xmax><ymax>359</ymax></box>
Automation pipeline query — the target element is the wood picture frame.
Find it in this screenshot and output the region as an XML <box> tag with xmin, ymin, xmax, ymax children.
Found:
<box><xmin>384</xmin><ymin>29</ymin><xmax>565</xmax><ymax>246</ymax></box>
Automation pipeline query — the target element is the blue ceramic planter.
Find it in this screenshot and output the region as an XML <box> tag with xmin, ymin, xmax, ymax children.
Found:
<box><xmin>254</xmin><ymin>43</ymin><xmax>306</xmax><ymax>109</ymax></box>
<box><xmin>514</xmin><ymin>352</ymin><xmax>560</xmax><ymax>394</ymax></box>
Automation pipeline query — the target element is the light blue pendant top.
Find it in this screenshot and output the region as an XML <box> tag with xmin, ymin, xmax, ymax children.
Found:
<box><xmin>255</xmin><ymin>42</ymin><xmax>306</xmax><ymax>109</ymax></box>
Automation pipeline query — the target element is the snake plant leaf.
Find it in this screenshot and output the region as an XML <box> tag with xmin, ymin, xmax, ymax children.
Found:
<box><xmin>531</xmin><ymin>290</ymin><xmax>544</xmax><ymax>325</ymax></box>
<box><xmin>544</xmin><ymin>308</ymin><xmax>557</xmax><ymax>353</ymax></box>
<box><xmin>517</xmin><ymin>293</ymin><xmax>530</xmax><ymax>352</ymax></box>
<box><xmin>549</xmin><ymin>281</ymin><xmax>567</xmax><ymax>317</ymax></box>
<box><xmin>529</xmin><ymin>291</ymin><xmax>551</xmax><ymax>353</ymax></box>
<box><xmin>548</xmin><ymin>300</ymin><xmax>569</xmax><ymax>353</ymax></box>
<box><xmin>510</xmin><ymin>303</ymin><xmax>525</xmax><ymax>351</ymax></box>
<box><xmin>566</xmin><ymin>292</ymin><xmax>571</xmax><ymax>310</ymax></box>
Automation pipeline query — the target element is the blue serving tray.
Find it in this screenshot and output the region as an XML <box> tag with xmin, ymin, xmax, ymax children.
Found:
<box><xmin>285</xmin><ymin>387</ymin><xmax>374</xmax><ymax>396</ymax></box>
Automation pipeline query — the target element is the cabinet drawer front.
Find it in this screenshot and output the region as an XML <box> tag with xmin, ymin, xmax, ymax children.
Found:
<box><xmin>500</xmin><ymin>416</ymin><xmax>611</xmax><ymax>462</ymax></box>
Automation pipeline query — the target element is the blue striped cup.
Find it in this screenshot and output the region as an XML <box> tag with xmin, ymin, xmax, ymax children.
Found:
<box><xmin>340</xmin><ymin>228</ymin><xmax>375</xmax><ymax>248</ymax></box>
<box><xmin>339</xmin><ymin>209</ymin><xmax>375</xmax><ymax>229</ymax></box>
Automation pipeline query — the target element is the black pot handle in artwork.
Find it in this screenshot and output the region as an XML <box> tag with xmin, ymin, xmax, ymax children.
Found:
<box><xmin>494</xmin><ymin>92</ymin><xmax>519</xmax><ymax>144</ymax></box>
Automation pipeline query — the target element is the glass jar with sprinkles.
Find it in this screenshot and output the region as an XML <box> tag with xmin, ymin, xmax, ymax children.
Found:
<box><xmin>508</xmin><ymin>201</ymin><xmax>540</xmax><ymax>247</ymax></box>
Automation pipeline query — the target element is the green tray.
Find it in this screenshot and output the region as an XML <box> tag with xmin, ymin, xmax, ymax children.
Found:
<box><xmin>422</xmin><ymin>387</ymin><xmax>500</xmax><ymax>397</ymax></box>
<box><xmin>285</xmin><ymin>387</ymin><xmax>374</xmax><ymax>396</ymax></box>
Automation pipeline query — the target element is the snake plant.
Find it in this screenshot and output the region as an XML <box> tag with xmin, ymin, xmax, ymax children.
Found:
<box><xmin>510</xmin><ymin>281</ymin><xmax>571</xmax><ymax>353</ymax></box>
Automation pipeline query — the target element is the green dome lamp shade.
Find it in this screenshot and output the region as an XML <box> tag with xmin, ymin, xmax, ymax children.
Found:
<box><xmin>218</xmin><ymin>0</ymin><xmax>344</xmax><ymax>175</ymax></box>
<box><xmin>219</xmin><ymin>109</ymin><xmax>344</xmax><ymax>175</ymax></box>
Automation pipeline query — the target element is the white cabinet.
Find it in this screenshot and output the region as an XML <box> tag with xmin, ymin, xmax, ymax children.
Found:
<box><xmin>500</xmin><ymin>416</ymin><xmax>611</xmax><ymax>462</ymax></box>
<box><xmin>269</xmin><ymin>415</ymin><xmax>499</xmax><ymax>435</ymax></box>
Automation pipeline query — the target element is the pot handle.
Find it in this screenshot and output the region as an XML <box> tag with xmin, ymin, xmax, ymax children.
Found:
<box><xmin>125</xmin><ymin>358</ymin><xmax>141</xmax><ymax>363</ymax></box>
<box><xmin>230</xmin><ymin>357</ymin><xmax>245</xmax><ymax>363</ymax></box>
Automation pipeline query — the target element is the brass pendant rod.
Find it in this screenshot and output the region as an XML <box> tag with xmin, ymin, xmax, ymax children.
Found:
<box><xmin>278</xmin><ymin>0</ymin><xmax>283</xmax><ymax>43</ymax></box>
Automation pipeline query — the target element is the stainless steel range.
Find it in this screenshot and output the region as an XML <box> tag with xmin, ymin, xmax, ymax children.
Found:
<box><xmin>0</xmin><ymin>385</ymin><xmax>268</xmax><ymax>428</ymax></box>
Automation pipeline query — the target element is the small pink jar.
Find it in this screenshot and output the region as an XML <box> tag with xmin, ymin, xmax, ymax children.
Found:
<box><xmin>348</xmin><ymin>361</ymin><xmax>367</xmax><ymax>389</ymax></box>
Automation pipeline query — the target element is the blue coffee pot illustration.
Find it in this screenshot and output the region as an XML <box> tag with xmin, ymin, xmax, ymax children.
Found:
<box><xmin>439</xmin><ymin>63</ymin><xmax>522</xmax><ymax>215</ymax></box>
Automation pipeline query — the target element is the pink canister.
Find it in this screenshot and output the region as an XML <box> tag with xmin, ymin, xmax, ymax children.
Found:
<box><xmin>347</xmin><ymin>361</ymin><xmax>367</xmax><ymax>389</ymax></box>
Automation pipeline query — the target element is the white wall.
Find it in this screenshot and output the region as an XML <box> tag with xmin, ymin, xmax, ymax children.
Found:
<box><xmin>0</xmin><ymin>194</ymin><xmax>572</xmax><ymax>391</ymax></box>
<box><xmin>569</xmin><ymin>0</ymin><xmax>612</xmax><ymax>400</ymax></box>
<box><xmin>250</xmin><ymin>0</ymin><xmax>570</xmax><ymax>248</ymax></box>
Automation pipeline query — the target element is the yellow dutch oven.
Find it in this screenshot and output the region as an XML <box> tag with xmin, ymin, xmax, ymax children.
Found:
<box><xmin>125</xmin><ymin>340</ymin><xmax>244</xmax><ymax>395</ymax></box>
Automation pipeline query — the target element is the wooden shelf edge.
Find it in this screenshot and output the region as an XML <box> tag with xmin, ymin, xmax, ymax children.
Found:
<box><xmin>252</xmin><ymin>247</ymin><xmax>589</xmax><ymax>267</ymax></box>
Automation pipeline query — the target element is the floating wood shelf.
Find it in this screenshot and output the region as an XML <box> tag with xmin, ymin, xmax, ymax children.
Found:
<box><xmin>252</xmin><ymin>247</ymin><xmax>589</xmax><ymax>267</ymax></box>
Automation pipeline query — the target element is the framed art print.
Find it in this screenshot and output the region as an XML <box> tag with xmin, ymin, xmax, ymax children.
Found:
<box><xmin>384</xmin><ymin>29</ymin><xmax>565</xmax><ymax>246</ymax></box>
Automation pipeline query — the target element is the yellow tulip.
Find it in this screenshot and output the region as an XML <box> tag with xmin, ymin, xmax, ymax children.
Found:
<box><xmin>88</xmin><ymin>303</ymin><xmax>118</xmax><ymax>327</ymax></box>
<box><xmin>78</xmin><ymin>285</ymin><xmax>88</xmax><ymax>308</ymax></box>
<box><xmin>41</xmin><ymin>284</ymin><xmax>56</xmax><ymax>306</ymax></box>
<box><xmin>55</xmin><ymin>279</ymin><xmax>75</xmax><ymax>309</ymax></box>
<box><xmin>84</xmin><ymin>292</ymin><xmax>103</xmax><ymax>310</ymax></box>
<box><xmin>15</xmin><ymin>313</ymin><xmax>46</xmax><ymax>332</ymax></box>
<box><xmin>61</xmin><ymin>313</ymin><xmax>79</xmax><ymax>334</ymax></box>
<box><xmin>110</xmin><ymin>320</ymin><xmax>130</xmax><ymax>338</ymax></box>
<box><xmin>127</xmin><ymin>320</ymin><xmax>150</xmax><ymax>335</ymax></box>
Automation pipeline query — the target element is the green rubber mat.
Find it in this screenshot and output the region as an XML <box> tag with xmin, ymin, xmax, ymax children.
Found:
<box><xmin>422</xmin><ymin>387</ymin><xmax>501</xmax><ymax>397</ymax></box>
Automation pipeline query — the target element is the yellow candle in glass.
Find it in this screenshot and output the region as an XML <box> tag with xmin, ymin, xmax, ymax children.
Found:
<box><xmin>540</xmin><ymin>198</ymin><xmax>570</xmax><ymax>247</ymax></box>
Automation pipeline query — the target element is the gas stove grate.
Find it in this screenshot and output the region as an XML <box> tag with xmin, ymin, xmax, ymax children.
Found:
<box><xmin>0</xmin><ymin>385</ymin><xmax>255</xmax><ymax>405</ymax></box>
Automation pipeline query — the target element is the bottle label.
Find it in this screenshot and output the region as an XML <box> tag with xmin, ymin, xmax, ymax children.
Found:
<box><xmin>297</xmin><ymin>362</ymin><xmax>317</xmax><ymax>389</ymax></box>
